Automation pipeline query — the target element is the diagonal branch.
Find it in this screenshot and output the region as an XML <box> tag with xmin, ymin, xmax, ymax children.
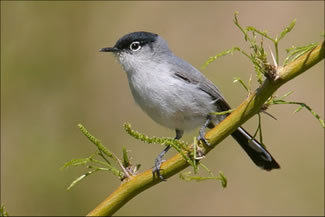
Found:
<box><xmin>87</xmin><ymin>40</ymin><xmax>324</xmax><ymax>216</ymax></box>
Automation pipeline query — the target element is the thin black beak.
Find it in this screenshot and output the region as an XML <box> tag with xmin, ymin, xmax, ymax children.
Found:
<box><xmin>99</xmin><ymin>47</ymin><xmax>120</xmax><ymax>52</ymax></box>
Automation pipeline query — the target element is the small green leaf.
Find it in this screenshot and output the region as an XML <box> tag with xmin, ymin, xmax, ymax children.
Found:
<box><xmin>122</xmin><ymin>147</ymin><xmax>130</xmax><ymax>167</ymax></box>
<box><xmin>201</xmin><ymin>47</ymin><xmax>241</xmax><ymax>69</ymax></box>
<box><xmin>290</xmin><ymin>102</ymin><xmax>324</xmax><ymax>128</ymax></box>
<box><xmin>278</xmin><ymin>19</ymin><xmax>296</xmax><ymax>41</ymax></box>
<box><xmin>246</xmin><ymin>26</ymin><xmax>274</xmax><ymax>41</ymax></box>
<box><xmin>268</xmin><ymin>98</ymin><xmax>324</xmax><ymax>128</ymax></box>
<box><xmin>179</xmin><ymin>170</ymin><xmax>227</xmax><ymax>189</ymax></box>
<box><xmin>284</xmin><ymin>43</ymin><xmax>317</xmax><ymax>66</ymax></box>
<box><xmin>61</xmin><ymin>157</ymin><xmax>93</xmax><ymax>169</ymax></box>
<box><xmin>124</xmin><ymin>123</ymin><xmax>194</xmax><ymax>167</ymax></box>
<box><xmin>67</xmin><ymin>168</ymin><xmax>107</xmax><ymax>191</ymax></box>
<box><xmin>218</xmin><ymin>171</ymin><xmax>227</xmax><ymax>188</ymax></box>
<box><xmin>78</xmin><ymin>124</ymin><xmax>115</xmax><ymax>159</ymax></box>
<box><xmin>277</xmin><ymin>91</ymin><xmax>294</xmax><ymax>101</ymax></box>
<box><xmin>293</xmin><ymin>105</ymin><xmax>304</xmax><ymax>113</ymax></box>
<box><xmin>233</xmin><ymin>77</ymin><xmax>249</xmax><ymax>92</ymax></box>
<box><xmin>234</xmin><ymin>12</ymin><xmax>248</xmax><ymax>41</ymax></box>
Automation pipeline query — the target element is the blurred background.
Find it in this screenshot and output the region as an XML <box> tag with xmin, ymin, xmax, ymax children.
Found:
<box><xmin>1</xmin><ymin>1</ymin><xmax>324</xmax><ymax>216</ymax></box>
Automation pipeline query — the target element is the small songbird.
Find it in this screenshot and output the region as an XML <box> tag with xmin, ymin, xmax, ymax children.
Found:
<box><xmin>100</xmin><ymin>31</ymin><xmax>280</xmax><ymax>180</ymax></box>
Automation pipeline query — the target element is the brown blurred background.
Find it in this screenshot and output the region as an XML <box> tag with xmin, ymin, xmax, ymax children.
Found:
<box><xmin>1</xmin><ymin>1</ymin><xmax>324</xmax><ymax>216</ymax></box>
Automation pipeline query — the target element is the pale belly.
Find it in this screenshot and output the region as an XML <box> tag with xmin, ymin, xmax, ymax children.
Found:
<box><xmin>127</xmin><ymin>71</ymin><xmax>217</xmax><ymax>131</ymax></box>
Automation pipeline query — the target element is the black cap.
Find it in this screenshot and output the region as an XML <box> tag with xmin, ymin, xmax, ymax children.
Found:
<box><xmin>100</xmin><ymin>31</ymin><xmax>158</xmax><ymax>53</ymax></box>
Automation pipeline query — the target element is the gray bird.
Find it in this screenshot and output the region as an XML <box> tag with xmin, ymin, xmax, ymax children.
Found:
<box><xmin>100</xmin><ymin>31</ymin><xmax>280</xmax><ymax>180</ymax></box>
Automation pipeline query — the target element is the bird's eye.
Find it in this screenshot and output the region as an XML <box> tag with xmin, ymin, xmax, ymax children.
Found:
<box><xmin>130</xmin><ymin>41</ymin><xmax>141</xmax><ymax>51</ymax></box>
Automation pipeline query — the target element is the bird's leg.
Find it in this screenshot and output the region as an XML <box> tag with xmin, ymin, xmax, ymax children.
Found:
<box><xmin>198</xmin><ymin>116</ymin><xmax>214</xmax><ymax>146</ymax></box>
<box><xmin>152</xmin><ymin>145</ymin><xmax>171</xmax><ymax>181</ymax></box>
<box><xmin>153</xmin><ymin>129</ymin><xmax>184</xmax><ymax>180</ymax></box>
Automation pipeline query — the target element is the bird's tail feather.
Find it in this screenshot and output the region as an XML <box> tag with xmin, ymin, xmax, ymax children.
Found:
<box><xmin>231</xmin><ymin>127</ymin><xmax>280</xmax><ymax>170</ymax></box>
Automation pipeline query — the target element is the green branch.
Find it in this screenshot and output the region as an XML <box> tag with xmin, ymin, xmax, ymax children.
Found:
<box><xmin>87</xmin><ymin>41</ymin><xmax>324</xmax><ymax>216</ymax></box>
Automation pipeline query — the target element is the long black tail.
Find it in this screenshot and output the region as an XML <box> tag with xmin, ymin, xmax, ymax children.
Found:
<box><xmin>231</xmin><ymin>127</ymin><xmax>280</xmax><ymax>171</ymax></box>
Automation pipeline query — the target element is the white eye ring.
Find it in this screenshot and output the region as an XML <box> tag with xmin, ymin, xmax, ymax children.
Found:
<box><xmin>130</xmin><ymin>41</ymin><xmax>141</xmax><ymax>51</ymax></box>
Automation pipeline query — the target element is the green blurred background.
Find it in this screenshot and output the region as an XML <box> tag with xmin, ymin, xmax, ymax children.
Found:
<box><xmin>1</xmin><ymin>1</ymin><xmax>324</xmax><ymax>216</ymax></box>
